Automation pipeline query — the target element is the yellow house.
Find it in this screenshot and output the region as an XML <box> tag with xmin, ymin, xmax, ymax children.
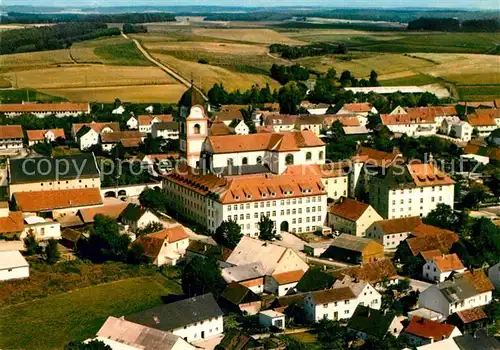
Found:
<box><xmin>328</xmin><ymin>197</ymin><xmax>382</xmax><ymax>237</ymax></box>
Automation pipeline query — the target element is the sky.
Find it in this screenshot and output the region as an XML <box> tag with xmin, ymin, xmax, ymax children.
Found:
<box><xmin>4</xmin><ymin>0</ymin><xmax>500</xmax><ymax>10</ymax></box>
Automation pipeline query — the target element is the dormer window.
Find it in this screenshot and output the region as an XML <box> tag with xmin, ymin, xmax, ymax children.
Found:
<box><xmin>234</xmin><ymin>195</ymin><xmax>240</xmax><ymax>200</ymax></box>
<box><xmin>246</xmin><ymin>194</ymin><xmax>252</xmax><ymax>199</ymax></box>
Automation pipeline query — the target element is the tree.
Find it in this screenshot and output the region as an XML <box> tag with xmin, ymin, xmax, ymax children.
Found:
<box><xmin>65</xmin><ymin>340</ymin><xmax>112</xmax><ymax>350</ymax></box>
<box><xmin>139</xmin><ymin>187</ymin><xmax>167</xmax><ymax>212</ymax></box>
<box><xmin>278</xmin><ymin>83</ymin><xmax>304</xmax><ymax>115</ymax></box>
<box><xmin>367</xmin><ymin>113</ymin><xmax>382</xmax><ymax>130</ymax></box>
<box><xmin>313</xmin><ymin>319</ymin><xmax>350</xmax><ymax>349</ymax></box>
<box><xmin>240</xmin><ymin>106</ymin><xmax>257</xmax><ymax>134</ymax></box>
<box><xmin>423</xmin><ymin>204</ymin><xmax>461</xmax><ymax>232</ymax></box>
<box><xmin>24</xmin><ymin>233</ymin><xmax>41</xmax><ymax>256</ymax></box>
<box><xmin>326</xmin><ymin>68</ymin><xmax>337</xmax><ymax>80</ymax></box>
<box><xmin>127</xmin><ymin>243</ymin><xmax>150</xmax><ymax>264</ymax></box>
<box><xmin>139</xmin><ymin>134</ymin><xmax>164</xmax><ymax>154</ymax></box>
<box><xmin>369</xmin><ymin>70</ymin><xmax>379</xmax><ymax>86</ymax></box>
<box><xmin>462</xmin><ymin>183</ymin><xmax>488</xmax><ymax>209</ymax></box>
<box><xmin>135</xmin><ymin>221</ymin><xmax>164</xmax><ymax>236</ymax></box>
<box><xmin>181</xmin><ymin>256</ymin><xmax>225</xmax><ymax>297</ymax></box>
<box><xmin>45</xmin><ymin>239</ymin><xmax>60</xmax><ymax>264</ymax></box>
<box><xmin>33</xmin><ymin>140</ymin><xmax>53</xmax><ymax>157</ymax></box>
<box><xmin>78</xmin><ymin>215</ymin><xmax>131</xmax><ymax>262</ymax></box>
<box><xmin>214</xmin><ymin>220</ymin><xmax>242</xmax><ymax>249</ymax></box>
<box><xmin>258</xmin><ymin>215</ymin><xmax>277</xmax><ymax>241</ymax></box>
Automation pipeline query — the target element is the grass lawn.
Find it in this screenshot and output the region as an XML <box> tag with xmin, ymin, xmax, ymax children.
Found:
<box><xmin>0</xmin><ymin>275</ymin><xmax>181</xmax><ymax>349</ymax></box>
<box><xmin>51</xmin><ymin>146</ymin><xmax>83</xmax><ymax>157</ymax></box>
<box><xmin>94</xmin><ymin>41</ymin><xmax>152</xmax><ymax>66</ymax></box>
<box><xmin>0</xmin><ymin>88</ymin><xmax>66</xmax><ymax>103</ymax></box>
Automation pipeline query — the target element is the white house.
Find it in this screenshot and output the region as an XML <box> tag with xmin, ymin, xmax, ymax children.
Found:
<box><xmin>126</xmin><ymin>293</ymin><xmax>224</xmax><ymax>343</ymax></box>
<box><xmin>347</xmin><ymin>305</ymin><xmax>403</xmax><ymax>340</ymax></box>
<box><xmin>441</xmin><ymin>119</ymin><xmax>473</xmax><ymax>142</ymax></box>
<box><xmin>126</xmin><ymin>116</ymin><xmax>138</xmax><ymax>130</ymax></box>
<box><xmin>138</xmin><ymin>114</ymin><xmax>173</xmax><ymax>134</ymax></box>
<box><xmin>72</xmin><ymin>122</ymin><xmax>120</xmax><ymax>150</ymax></box>
<box><xmin>134</xmin><ymin>226</ymin><xmax>189</xmax><ymax>266</ymax></box>
<box><xmin>0</xmin><ymin>125</ymin><xmax>24</xmax><ymax>150</ymax></box>
<box><xmin>101</xmin><ymin>131</ymin><xmax>143</xmax><ymax>151</ymax></box>
<box><xmin>461</xmin><ymin>143</ymin><xmax>500</xmax><ymax>165</ymax></box>
<box><xmin>381</xmin><ymin>113</ymin><xmax>436</xmax><ymax>137</ymax></box>
<box><xmin>0</xmin><ymin>250</ymin><xmax>29</xmax><ymax>281</ymax></box>
<box><xmin>151</xmin><ymin>121</ymin><xmax>179</xmax><ymax>140</ymax></box>
<box><xmin>234</xmin><ymin>120</ymin><xmax>250</xmax><ymax>135</ymax></box>
<box><xmin>145</xmin><ymin>105</ymin><xmax>154</xmax><ymax>113</ymax></box>
<box><xmin>268</xmin><ymin>270</ymin><xmax>306</xmax><ymax>296</ymax></box>
<box><xmin>328</xmin><ymin>197</ymin><xmax>382</xmax><ymax>237</ymax></box>
<box><xmin>369</xmin><ymin>163</ymin><xmax>455</xmax><ymax>219</ymax></box>
<box><xmin>304</xmin><ymin>287</ymin><xmax>358</xmax><ymax>322</ymax></box>
<box><xmin>366</xmin><ymin>216</ymin><xmax>423</xmax><ymax>251</ymax></box>
<box><xmin>221</xmin><ymin>262</ymin><xmax>266</xmax><ymax>294</ymax></box>
<box><xmin>488</xmin><ymin>262</ymin><xmax>500</xmax><ymax>290</ymax></box>
<box><xmin>259</xmin><ymin>310</ymin><xmax>286</xmax><ymax>329</ymax></box>
<box><xmin>300</xmin><ymin>102</ymin><xmax>330</xmax><ymax>115</ymax></box>
<box><xmin>26</xmin><ymin>128</ymin><xmax>65</xmax><ymax>146</ymax></box>
<box><xmin>422</xmin><ymin>253</ymin><xmax>466</xmax><ymax>283</ymax></box>
<box><xmin>95</xmin><ymin>316</ymin><xmax>195</xmax><ymax>350</ymax></box>
<box><xmin>467</xmin><ymin>109</ymin><xmax>500</xmax><ymax>137</ymax></box>
<box><xmin>332</xmin><ymin>276</ymin><xmax>382</xmax><ymax>310</ymax></box>
<box><xmin>112</xmin><ymin>105</ymin><xmax>125</xmax><ymax>115</ymax></box>
<box><xmin>0</xmin><ymin>102</ymin><xmax>90</xmax><ymax>118</ymax></box>
<box><xmin>336</xmin><ymin>103</ymin><xmax>377</xmax><ymax>117</ymax></box>
<box><xmin>418</xmin><ymin>270</ymin><xmax>494</xmax><ymax>318</ymax></box>
<box><xmin>23</xmin><ymin>216</ymin><xmax>61</xmax><ymax>240</ymax></box>
<box><xmin>119</xmin><ymin>204</ymin><xmax>161</xmax><ymax>232</ymax></box>
<box><xmin>402</xmin><ymin>317</ymin><xmax>462</xmax><ymax>347</ymax></box>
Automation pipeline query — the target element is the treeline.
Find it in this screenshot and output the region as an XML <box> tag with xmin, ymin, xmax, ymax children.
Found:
<box><xmin>270</xmin><ymin>64</ymin><xmax>309</xmax><ymax>85</ymax></box>
<box><xmin>408</xmin><ymin>17</ymin><xmax>500</xmax><ymax>32</ymax></box>
<box><xmin>1</xmin><ymin>12</ymin><xmax>176</xmax><ymax>24</ymax></box>
<box><xmin>269</xmin><ymin>42</ymin><xmax>348</xmax><ymax>59</ymax></box>
<box><xmin>123</xmin><ymin>23</ymin><xmax>148</xmax><ymax>34</ymax></box>
<box><xmin>207</xmin><ymin>83</ymin><xmax>278</xmax><ymax>106</ymax></box>
<box><xmin>1</xmin><ymin>22</ymin><xmax>120</xmax><ymax>55</ymax></box>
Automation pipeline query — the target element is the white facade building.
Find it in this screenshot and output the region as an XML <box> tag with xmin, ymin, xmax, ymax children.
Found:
<box><xmin>151</xmin><ymin>121</ymin><xmax>179</xmax><ymax>140</ymax></box>
<box><xmin>0</xmin><ymin>250</ymin><xmax>29</xmax><ymax>281</ymax></box>
<box><xmin>0</xmin><ymin>125</ymin><xmax>24</xmax><ymax>150</ymax></box>
<box><xmin>422</xmin><ymin>254</ymin><xmax>466</xmax><ymax>283</ymax></box>
<box><xmin>0</xmin><ymin>102</ymin><xmax>90</xmax><ymax>118</ymax></box>
<box><xmin>259</xmin><ymin>310</ymin><xmax>286</xmax><ymax>329</ymax></box>
<box><xmin>126</xmin><ymin>116</ymin><xmax>138</xmax><ymax>130</ymax></box>
<box><xmin>23</xmin><ymin>216</ymin><xmax>61</xmax><ymax>240</ymax></box>
<box><xmin>234</xmin><ymin>120</ymin><xmax>250</xmax><ymax>135</ymax></box>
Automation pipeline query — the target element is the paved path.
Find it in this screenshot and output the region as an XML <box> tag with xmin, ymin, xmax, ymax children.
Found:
<box><xmin>121</xmin><ymin>32</ymin><xmax>208</xmax><ymax>101</ymax></box>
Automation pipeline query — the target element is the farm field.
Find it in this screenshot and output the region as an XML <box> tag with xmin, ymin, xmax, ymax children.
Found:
<box><xmin>0</xmin><ymin>275</ymin><xmax>181</xmax><ymax>349</ymax></box>
<box><xmin>192</xmin><ymin>28</ymin><xmax>305</xmax><ymax>45</ymax></box>
<box><xmin>0</xmin><ymin>88</ymin><xmax>66</xmax><ymax>103</ymax></box>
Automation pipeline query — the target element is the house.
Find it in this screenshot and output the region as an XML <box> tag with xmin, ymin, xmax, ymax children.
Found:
<box><xmin>461</xmin><ymin>143</ymin><xmax>500</xmax><ymax>165</ymax></box>
<box><xmin>126</xmin><ymin>293</ymin><xmax>224</xmax><ymax>343</ymax></box>
<box><xmin>101</xmin><ymin>131</ymin><xmax>143</xmax><ymax>151</ymax></box>
<box><xmin>332</xmin><ymin>259</ymin><xmax>399</xmax><ymax>289</ymax></box>
<box><xmin>452</xmin><ymin>331</ymin><xmax>500</xmax><ymax>350</ymax></box>
<box><xmin>134</xmin><ymin>226</ymin><xmax>189</xmax><ymax>266</ymax></box>
<box><xmin>328</xmin><ymin>198</ymin><xmax>382</xmax><ymax>236</ymax></box>
<box><xmin>0</xmin><ymin>210</ymin><xmax>24</xmax><ymax>239</ymax></box>
<box><xmin>78</xmin><ymin>203</ymin><xmax>128</xmax><ymax>225</ymax></box>
<box><xmin>332</xmin><ymin>275</ymin><xmax>382</xmax><ymax>309</ymax></box>
<box><xmin>448</xmin><ymin>306</ymin><xmax>489</xmax><ymax>334</ymax></box>
<box><xmin>402</xmin><ymin>230</ymin><xmax>459</xmax><ymax>258</ymax></box>
<box><xmin>347</xmin><ymin>305</ymin><xmax>403</xmax><ymax>340</ymax></box>
<box><xmin>221</xmin><ymin>262</ymin><xmax>266</xmax><ymax>294</ymax></box>
<box><xmin>138</xmin><ymin>114</ymin><xmax>173</xmax><ymax>134</ymax></box>
<box><xmin>407</xmin><ymin>308</ymin><xmax>445</xmax><ymax>322</ymax></box>
<box><xmin>145</xmin><ymin>105</ymin><xmax>154</xmax><ymax>113</ymax></box>
<box><xmin>111</xmin><ymin>105</ymin><xmax>125</xmax><ymax>115</ymax></box>
<box><xmin>416</xmin><ymin>338</ymin><xmax>461</xmax><ymax>350</ymax></box>
<box><xmin>284</xmin><ymin>163</ymin><xmax>349</xmax><ymax>201</ymax></box>
<box><xmin>467</xmin><ymin>109</ymin><xmax>500</xmax><ymax>137</ymax></box>
<box><xmin>295</xmin><ymin>115</ymin><xmax>325</xmax><ymax>136</ymax></box>
<box><xmin>0</xmin><ymin>125</ymin><xmax>24</xmax><ymax>150</ymax></box>
<box><xmin>126</xmin><ymin>115</ymin><xmax>138</xmax><ymax>130</ymax></box>
<box><xmin>303</xmin><ymin>241</ymin><xmax>332</xmax><ymax>257</ymax></box>
<box><xmin>418</xmin><ymin>270</ymin><xmax>494</xmax><ymax>317</ymax></box>
<box><xmin>23</xmin><ymin>216</ymin><xmax>61</xmax><ymax>240</ymax></box>
<box><xmin>213</xmin><ymin>108</ymin><xmax>244</xmax><ymax>126</ymax></box>
<box><xmin>0</xmin><ymin>102</ymin><xmax>90</xmax><ymax>118</ymax></box>
<box><xmin>119</xmin><ymin>204</ymin><xmax>161</xmax><ymax>232</ymax></box>
<box><xmin>369</xmin><ymin>162</ymin><xmax>455</xmax><ymax>219</ymax></box>
<box><xmin>304</xmin><ymin>287</ymin><xmax>361</xmax><ymax>322</ymax></box>
<box><xmin>152</xmin><ymin>121</ymin><xmax>180</xmax><ymax>140</ymax></box>
<box><xmin>233</xmin><ymin>120</ymin><xmax>250</xmax><ymax>135</ymax></box>
<box><xmin>402</xmin><ymin>317</ymin><xmax>462</xmax><ymax>347</ymax></box>
<box><xmin>72</xmin><ymin>121</ymin><xmax>120</xmax><ymax>150</ymax></box>
<box><xmin>422</xmin><ymin>254</ymin><xmax>466</xmax><ymax>283</ymax></box>
<box><xmin>26</xmin><ymin>128</ymin><xmax>65</xmax><ymax>146</ymax></box>
<box><xmin>488</xmin><ymin>262</ymin><xmax>500</xmax><ymax>290</ymax></box>
<box><xmin>321</xmin><ymin>234</ymin><xmax>384</xmax><ymax>264</ymax></box>
<box><xmin>226</xmin><ymin>237</ymin><xmax>309</xmax><ymax>276</ymax></box>
<box><xmin>259</xmin><ymin>310</ymin><xmax>285</xmax><ymax>329</ymax></box>
<box><xmin>186</xmin><ymin>240</ymin><xmax>233</xmax><ymax>268</ymax></box>
<box><xmin>209</xmin><ymin>117</ymin><xmax>232</xmax><ymax>136</ymax></box>
<box><xmin>268</xmin><ymin>269</ymin><xmax>306</xmax><ymax>296</ymax></box>
<box><xmin>94</xmin><ymin>316</ymin><xmax>195</xmax><ymax>350</ymax></box>
<box><xmin>381</xmin><ymin>113</ymin><xmax>437</xmax><ymax>137</ymax></box>
<box><xmin>366</xmin><ymin>216</ymin><xmax>423</xmax><ymax>251</ymax></box>
<box><xmin>446</xmin><ymin>120</ymin><xmax>473</xmax><ymax>142</ymax></box>
<box><xmin>221</xmin><ymin>282</ymin><xmax>261</xmax><ymax>315</ymax></box>
<box><xmin>8</xmin><ymin>153</ymin><xmax>101</xmax><ymax>196</ymax></box>
<box><xmin>300</xmin><ymin>101</ymin><xmax>330</xmax><ymax>115</ymax></box>
<box><xmin>322</xmin><ymin>115</ymin><xmax>361</xmax><ymax>130</ymax></box>
<box><xmin>0</xmin><ymin>250</ymin><xmax>29</xmax><ymax>281</ymax></box>
<box><xmin>337</xmin><ymin>103</ymin><xmax>378</xmax><ymax>117</ymax></box>
<box><xmin>13</xmin><ymin>188</ymin><xmax>103</xmax><ymax>218</ymax></box>
<box><xmin>163</xmin><ymin>167</ymin><xmax>328</xmax><ymax>237</ymax></box>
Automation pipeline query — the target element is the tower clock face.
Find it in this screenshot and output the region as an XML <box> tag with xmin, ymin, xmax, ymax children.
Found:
<box><xmin>180</xmin><ymin>139</ymin><xmax>186</xmax><ymax>152</ymax></box>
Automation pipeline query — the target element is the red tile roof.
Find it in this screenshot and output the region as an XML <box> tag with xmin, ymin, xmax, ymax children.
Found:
<box><xmin>407</xmin><ymin>163</ymin><xmax>455</xmax><ymax>187</ymax></box>
<box><xmin>412</xmin><ymin>223</ymin><xmax>456</xmax><ymax>238</ymax></box>
<box><xmin>456</xmin><ymin>307</ymin><xmax>488</xmax><ymax>324</ymax></box>
<box><xmin>135</xmin><ymin>226</ymin><xmax>189</xmax><ymax>259</ymax></box>
<box><xmin>333</xmin><ymin>259</ymin><xmax>398</xmax><ymax>285</ymax></box>
<box><xmin>375</xmin><ymin>216</ymin><xmax>422</xmax><ymax>234</ymax></box>
<box><xmin>14</xmin><ymin>188</ymin><xmax>103</xmax><ymax>212</ymax></box>
<box><xmin>101</xmin><ymin>131</ymin><xmax>142</xmax><ymax>147</ymax></box>
<box><xmin>0</xmin><ymin>212</ymin><xmax>24</xmax><ymax>234</ymax></box>
<box><xmin>310</xmin><ymin>287</ymin><xmax>356</xmax><ymax>304</ymax></box>
<box><xmin>329</xmin><ymin>198</ymin><xmax>370</xmax><ymax>221</ymax></box>
<box><xmin>405</xmin><ymin>317</ymin><xmax>457</xmax><ymax>340</ymax></box>
<box><xmin>353</xmin><ymin>146</ymin><xmax>402</xmax><ymax>167</ymax></box>
<box><xmin>467</xmin><ymin>109</ymin><xmax>500</xmax><ymax>126</ymax></box>
<box><xmin>272</xmin><ymin>270</ymin><xmax>305</xmax><ymax>285</ymax></box>
<box><xmin>73</xmin><ymin>121</ymin><xmax>120</xmax><ymax>134</ymax></box>
<box><xmin>0</xmin><ymin>102</ymin><xmax>89</xmax><ymax>113</ymax></box>
<box><xmin>323</xmin><ymin>115</ymin><xmax>360</xmax><ymax>127</ymax></box>
<box><xmin>0</xmin><ymin>125</ymin><xmax>23</xmax><ymax>139</ymax></box>
<box><xmin>147</xmin><ymin>226</ymin><xmax>189</xmax><ymax>243</ymax></box>
<box><xmin>460</xmin><ymin>270</ymin><xmax>495</xmax><ymax>293</ymax></box>
<box><xmin>341</xmin><ymin>103</ymin><xmax>374</xmax><ymax>113</ymax></box>
<box><xmin>78</xmin><ymin>203</ymin><xmax>128</xmax><ymax>224</ymax></box>
<box><xmin>207</xmin><ymin>130</ymin><xmax>324</xmax><ymax>154</ymax></box>
<box><xmin>407</xmin><ymin>231</ymin><xmax>459</xmax><ymax>256</ymax></box>
<box><xmin>209</xmin><ymin>118</ymin><xmax>231</xmax><ymax>136</ymax></box>
<box><xmin>26</xmin><ymin>129</ymin><xmax>65</xmax><ymax>141</ymax></box>
<box><xmin>137</xmin><ymin>114</ymin><xmax>173</xmax><ymax>126</ymax></box>
<box><xmin>381</xmin><ymin>113</ymin><xmax>435</xmax><ymax>126</ymax></box>
<box><xmin>420</xmin><ymin>249</ymin><xmax>442</xmax><ymax>261</ymax></box>
<box><xmin>433</xmin><ymin>254</ymin><xmax>465</xmax><ymax>272</ymax></box>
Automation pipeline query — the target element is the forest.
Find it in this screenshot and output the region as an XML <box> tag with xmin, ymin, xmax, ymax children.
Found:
<box><xmin>408</xmin><ymin>17</ymin><xmax>500</xmax><ymax>32</ymax></box>
<box><xmin>0</xmin><ymin>12</ymin><xmax>176</xmax><ymax>24</ymax></box>
<box><xmin>269</xmin><ymin>43</ymin><xmax>348</xmax><ymax>59</ymax></box>
<box><xmin>0</xmin><ymin>23</ymin><xmax>120</xmax><ymax>55</ymax></box>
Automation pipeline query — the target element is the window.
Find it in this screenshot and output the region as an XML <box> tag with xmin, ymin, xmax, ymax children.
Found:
<box><xmin>306</xmin><ymin>152</ymin><xmax>312</xmax><ymax>160</ymax></box>
<box><xmin>193</xmin><ymin>123</ymin><xmax>201</xmax><ymax>134</ymax></box>
<box><xmin>256</xmin><ymin>156</ymin><xmax>262</xmax><ymax>164</ymax></box>
<box><xmin>319</xmin><ymin>151</ymin><xmax>324</xmax><ymax>160</ymax></box>
<box><xmin>227</xmin><ymin>158</ymin><xmax>234</xmax><ymax>166</ymax></box>
<box><xmin>285</xmin><ymin>154</ymin><xmax>294</xmax><ymax>165</ymax></box>
<box><xmin>242</xmin><ymin>157</ymin><xmax>248</xmax><ymax>165</ymax></box>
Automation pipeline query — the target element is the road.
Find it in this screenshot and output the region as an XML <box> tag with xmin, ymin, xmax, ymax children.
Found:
<box><xmin>121</xmin><ymin>32</ymin><xmax>208</xmax><ymax>101</ymax></box>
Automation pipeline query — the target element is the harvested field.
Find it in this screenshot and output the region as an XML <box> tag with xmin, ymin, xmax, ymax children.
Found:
<box><xmin>151</xmin><ymin>52</ymin><xmax>280</xmax><ymax>91</ymax></box>
<box><xmin>2</xmin><ymin>65</ymin><xmax>176</xmax><ymax>89</ymax></box>
<box><xmin>193</xmin><ymin>28</ymin><xmax>304</xmax><ymax>44</ymax></box>
<box><xmin>0</xmin><ymin>50</ymin><xmax>74</xmax><ymax>72</ymax></box>
<box><xmin>42</xmin><ymin>84</ymin><xmax>187</xmax><ymax>103</ymax></box>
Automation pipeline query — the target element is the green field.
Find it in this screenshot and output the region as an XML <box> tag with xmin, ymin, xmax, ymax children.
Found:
<box><xmin>0</xmin><ymin>88</ymin><xmax>66</xmax><ymax>103</ymax></box>
<box><xmin>94</xmin><ymin>41</ymin><xmax>152</xmax><ymax>66</ymax></box>
<box><xmin>0</xmin><ymin>275</ymin><xmax>181</xmax><ymax>349</ymax></box>
<box><xmin>457</xmin><ymin>85</ymin><xmax>500</xmax><ymax>101</ymax></box>
<box><xmin>380</xmin><ymin>74</ymin><xmax>441</xmax><ymax>86</ymax></box>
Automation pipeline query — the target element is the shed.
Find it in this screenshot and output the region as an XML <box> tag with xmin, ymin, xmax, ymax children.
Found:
<box><xmin>259</xmin><ymin>310</ymin><xmax>285</xmax><ymax>330</ymax></box>
<box><xmin>321</xmin><ymin>234</ymin><xmax>384</xmax><ymax>264</ymax></box>
<box><xmin>0</xmin><ymin>250</ymin><xmax>29</xmax><ymax>281</ymax></box>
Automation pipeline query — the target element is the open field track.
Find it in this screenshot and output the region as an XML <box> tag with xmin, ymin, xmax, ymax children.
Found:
<box><xmin>41</xmin><ymin>83</ymin><xmax>187</xmax><ymax>103</ymax></box>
